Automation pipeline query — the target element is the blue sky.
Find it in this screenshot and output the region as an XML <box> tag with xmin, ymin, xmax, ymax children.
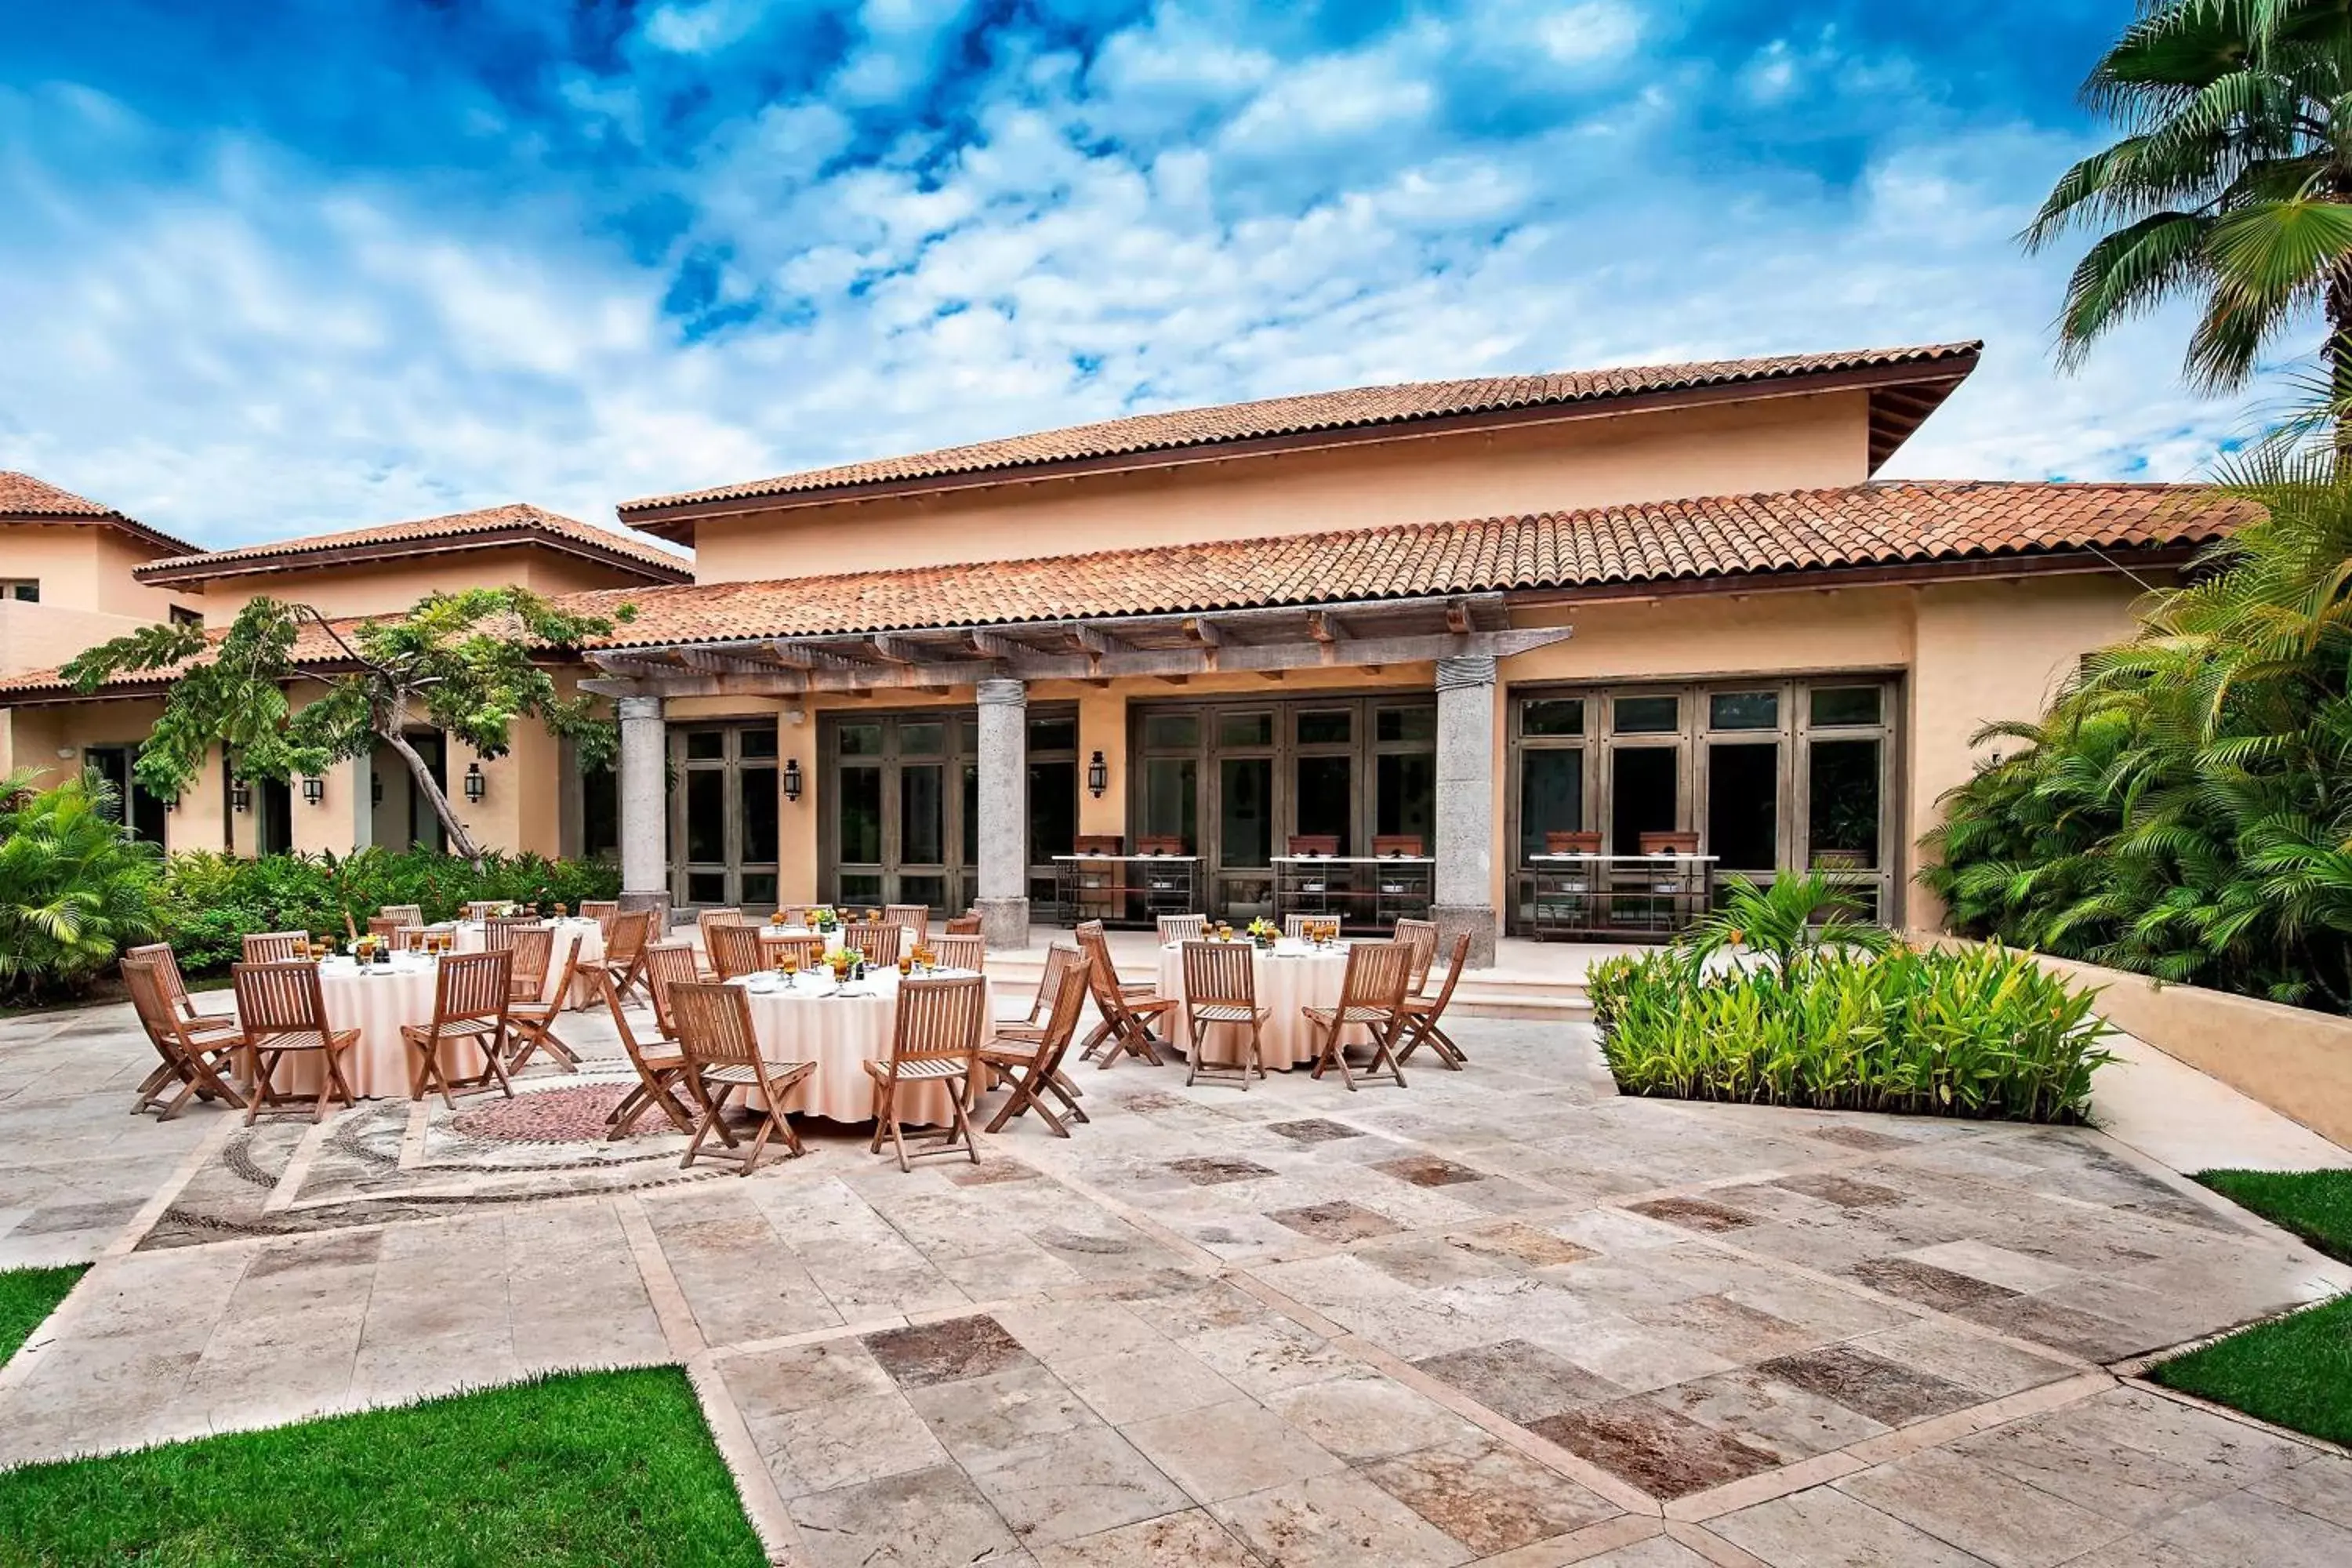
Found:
<box><xmin>0</xmin><ymin>1</ymin><xmax>2296</xmax><ymax>548</ymax></box>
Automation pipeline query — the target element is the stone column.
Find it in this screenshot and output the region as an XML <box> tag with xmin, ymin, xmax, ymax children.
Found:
<box><xmin>974</xmin><ymin>677</ymin><xmax>1031</xmax><ymax>949</ymax></box>
<box><xmin>1434</xmin><ymin>654</ymin><xmax>1498</xmax><ymax>968</ymax></box>
<box><xmin>616</xmin><ymin>694</ymin><xmax>671</xmax><ymax>936</ymax></box>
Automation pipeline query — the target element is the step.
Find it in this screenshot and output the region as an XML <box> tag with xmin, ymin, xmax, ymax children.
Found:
<box><xmin>987</xmin><ymin>953</ymin><xmax>1591</xmax><ymax>1022</ymax></box>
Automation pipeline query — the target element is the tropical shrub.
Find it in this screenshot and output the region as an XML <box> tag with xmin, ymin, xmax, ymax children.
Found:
<box><xmin>1590</xmin><ymin>891</ymin><xmax>2111</xmax><ymax>1123</ymax></box>
<box><xmin>0</xmin><ymin>771</ymin><xmax>164</xmax><ymax>1002</ymax></box>
<box><xmin>154</xmin><ymin>847</ymin><xmax>619</xmax><ymax>975</ymax></box>
<box><xmin>1922</xmin><ymin>451</ymin><xmax>2352</xmax><ymax>1010</ymax></box>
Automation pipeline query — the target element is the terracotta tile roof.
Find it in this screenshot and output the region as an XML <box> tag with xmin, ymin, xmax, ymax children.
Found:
<box><xmin>0</xmin><ymin>481</ymin><xmax>2238</xmax><ymax>699</ymax></box>
<box><xmin>132</xmin><ymin>503</ymin><xmax>692</xmax><ymax>585</ymax></box>
<box><xmin>577</xmin><ymin>480</ymin><xmax>2239</xmax><ymax>648</ymax></box>
<box><xmin>0</xmin><ymin>470</ymin><xmax>200</xmax><ymax>555</ymax></box>
<box><xmin>619</xmin><ymin>342</ymin><xmax>1982</xmax><ymax>521</ymax></box>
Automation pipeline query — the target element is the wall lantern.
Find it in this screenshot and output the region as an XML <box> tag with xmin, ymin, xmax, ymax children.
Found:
<box><xmin>782</xmin><ymin>757</ymin><xmax>803</xmax><ymax>803</ymax></box>
<box><xmin>1087</xmin><ymin>750</ymin><xmax>1108</xmax><ymax>799</ymax></box>
<box><xmin>371</xmin><ymin>769</ymin><xmax>383</xmax><ymax>805</ymax></box>
<box><xmin>230</xmin><ymin>779</ymin><xmax>252</xmax><ymax>814</ymax></box>
<box><xmin>301</xmin><ymin>775</ymin><xmax>325</xmax><ymax>807</ymax></box>
<box><xmin>463</xmin><ymin>761</ymin><xmax>486</xmax><ymax>804</ymax></box>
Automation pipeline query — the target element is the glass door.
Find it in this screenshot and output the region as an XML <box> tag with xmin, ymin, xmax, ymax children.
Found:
<box><xmin>1701</xmin><ymin>687</ymin><xmax>1786</xmax><ymax>884</ymax></box>
<box><xmin>80</xmin><ymin>745</ymin><xmax>167</xmax><ymax>844</ymax></box>
<box><xmin>1215</xmin><ymin>710</ymin><xmax>1276</xmax><ymax>920</ymax></box>
<box><xmin>820</xmin><ymin>711</ymin><xmax>975</xmax><ymax>914</ymax></box>
<box><xmin>1801</xmin><ymin>682</ymin><xmax>1893</xmax><ymax>922</ymax></box>
<box><xmin>671</xmin><ymin>724</ymin><xmax>782</xmax><ymax>909</ymax></box>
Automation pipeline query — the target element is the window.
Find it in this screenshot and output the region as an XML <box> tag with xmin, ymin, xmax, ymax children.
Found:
<box><xmin>1523</xmin><ymin>699</ymin><xmax>1584</xmax><ymax>737</ymax></box>
<box><xmin>3</xmin><ymin>580</ymin><xmax>37</xmax><ymax>603</ymax></box>
<box><xmin>1613</xmin><ymin>695</ymin><xmax>1679</xmax><ymax>733</ymax></box>
<box><xmin>1708</xmin><ymin>691</ymin><xmax>1779</xmax><ymax>730</ymax></box>
<box><xmin>169</xmin><ymin>604</ymin><xmax>202</xmax><ymax>626</ymax></box>
<box><xmin>1810</xmin><ymin>686</ymin><xmax>1882</xmax><ymax>727</ymax></box>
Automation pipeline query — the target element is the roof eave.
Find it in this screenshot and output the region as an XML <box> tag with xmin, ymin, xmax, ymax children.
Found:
<box><xmin>132</xmin><ymin>525</ymin><xmax>692</xmax><ymax>587</ymax></box>
<box><xmin>618</xmin><ymin>350</ymin><xmax>1983</xmax><ymax>542</ymax></box>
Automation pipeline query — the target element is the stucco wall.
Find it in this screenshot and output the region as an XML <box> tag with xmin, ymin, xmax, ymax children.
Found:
<box><xmin>0</xmin><ymin>523</ymin><xmax>198</xmax><ymax>622</ymax></box>
<box><xmin>687</xmin><ymin>391</ymin><xmax>1874</xmax><ymax>583</ymax></box>
<box><xmin>0</xmin><ymin>600</ymin><xmax>157</xmax><ymax>676</ymax></box>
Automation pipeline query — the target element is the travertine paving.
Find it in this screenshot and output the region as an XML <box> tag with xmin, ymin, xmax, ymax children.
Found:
<box><xmin>2</xmin><ymin>993</ymin><xmax>2350</xmax><ymax>1566</ymax></box>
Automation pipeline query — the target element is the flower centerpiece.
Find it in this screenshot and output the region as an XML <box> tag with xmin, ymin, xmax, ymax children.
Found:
<box><xmin>1247</xmin><ymin>917</ymin><xmax>1279</xmax><ymax>951</ymax></box>
<box><xmin>809</xmin><ymin>905</ymin><xmax>838</xmax><ymax>933</ymax></box>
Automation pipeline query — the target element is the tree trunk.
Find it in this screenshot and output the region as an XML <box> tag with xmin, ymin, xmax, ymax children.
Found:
<box><xmin>2330</xmin><ymin>263</ymin><xmax>2352</xmax><ymax>460</ymax></box>
<box><xmin>379</xmin><ymin>725</ymin><xmax>483</xmax><ymax>866</ymax></box>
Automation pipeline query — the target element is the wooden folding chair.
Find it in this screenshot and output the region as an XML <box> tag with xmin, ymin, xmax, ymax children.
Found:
<box><xmin>1396</xmin><ymin>932</ymin><xmax>1472</xmax><ymax>1069</ymax></box>
<box><xmin>506</xmin><ymin>926</ymin><xmax>555</xmax><ymax>1001</ymax></box>
<box><xmin>929</xmin><ymin>934</ymin><xmax>985</xmax><ymax>971</ymax></box>
<box><xmin>241</xmin><ymin>931</ymin><xmax>307</xmax><ymax>964</ymax></box>
<box><xmin>885</xmin><ymin>903</ymin><xmax>929</xmax><ymax>943</ymax></box>
<box><xmin>485</xmin><ymin>913</ymin><xmax>537</xmax><ymax>952</ymax></box>
<box><xmin>706</xmin><ymin>922</ymin><xmax>766</xmax><ymax>980</ymax></box>
<box><xmin>598</xmin><ymin>969</ymin><xmax>694</xmax><ymax>1138</ymax></box>
<box><xmin>1075</xmin><ymin>920</ymin><xmax>1155</xmax><ymax>1000</ymax></box>
<box><xmin>389</xmin><ymin>926</ymin><xmax>428</xmax><ymax>953</ymax></box>
<box><xmin>945</xmin><ymin>911</ymin><xmax>983</xmax><ymax>936</ymax></box>
<box><xmin>506</xmin><ymin>931</ymin><xmax>584</xmax><ymax>1074</ymax></box>
<box><xmin>365</xmin><ymin>915</ymin><xmax>405</xmax><ymax>942</ymax></box>
<box><xmin>1283</xmin><ymin>914</ymin><xmax>1316</xmax><ymax>942</ymax></box>
<box><xmin>845</xmin><ymin>921</ymin><xmax>903</xmax><ymax>964</ymax></box>
<box><xmin>400</xmin><ymin>949</ymin><xmax>514</xmax><ymax>1106</ymax></box>
<box><xmin>695</xmin><ymin>907</ymin><xmax>745</xmax><ymax>965</ymax></box>
<box><xmin>641</xmin><ymin>941</ymin><xmax>702</xmax><ymax>1040</ymax></box>
<box><xmin>376</xmin><ymin>904</ymin><xmax>424</xmax><ymax>931</ymax></box>
<box><xmin>866</xmin><ymin>972</ymin><xmax>987</xmax><ymax>1171</ymax></box>
<box><xmin>1393</xmin><ymin>917</ymin><xmax>1440</xmax><ymax>996</ymax></box>
<box><xmin>122</xmin><ymin>956</ymin><xmax>247</xmax><ymax>1120</ymax></box>
<box><xmin>1156</xmin><ymin>913</ymin><xmax>1207</xmax><ymax>944</ymax></box>
<box><xmin>1179</xmin><ymin>940</ymin><xmax>1269</xmax><ymax>1089</ymax></box>
<box><xmin>1080</xmin><ymin>937</ymin><xmax>1174</xmax><ymax>1068</ymax></box>
<box><xmin>1301</xmin><ymin>939</ymin><xmax>1413</xmax><ymax>1091</ymax></box>
<box><xmin>593</xmin><ymin>909</ymin><xmax>654</xmax><ymax>1004</ymax></box>
<box><xmin>230</xmin><ymin>960</ymin><xmax>361</xmax><ymax>1123</ymax></box>
<box><xmin>979</xmin><ymin>955</ymin><xmax>1092</xmax><ymax>1135</ymax></box>
<box><xmin>123</xmin><ymin>942</ymin><xmax>230</xmax><ymax>1026</ymax></box>
<box><xmin>463</xmin><ymin>900</ymin><xmax>503</xmax><ymax>920</ymax></box>
<box><xmin>992</xmin><ymin>943</ymin><xmax>1086</xmax><ymax>1100</ymax></box>
<box><xmin>670</xmin><ymin>981</ymin><xmax>815</xmax><ymax>1174</ymax></box>
<box><xmin>579</xmin><ymin>900</ymin><xmax>619</xmax><ymax>937</ymax></box>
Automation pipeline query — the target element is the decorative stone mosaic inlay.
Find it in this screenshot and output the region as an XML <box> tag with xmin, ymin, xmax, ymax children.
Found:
<box><xmin>450</xmin><ymin>1084</ymin><xmax>649</xmax><ymax>1144</ymax></box>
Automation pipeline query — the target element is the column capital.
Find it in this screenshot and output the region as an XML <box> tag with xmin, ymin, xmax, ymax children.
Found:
<box><xmin>975</xmin><ymin>677</ymin><xmax>1028</xmax><ymax>707</ymax></box>
<box><xmin>616</xmin><ymin>694</ymin><xmax>666</xmax><ymax>723</ymax></box>
<box><xmin>1436</xmin><ymin>654</ymin><xmax>1497</xmax><ymax>693</ymax></box>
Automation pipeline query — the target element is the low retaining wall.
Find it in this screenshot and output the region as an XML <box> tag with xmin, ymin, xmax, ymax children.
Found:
<box><xmin>1915</xmin><ymin>934</ymin><xmax>2352</xmax><ymax>1152</ymax></box>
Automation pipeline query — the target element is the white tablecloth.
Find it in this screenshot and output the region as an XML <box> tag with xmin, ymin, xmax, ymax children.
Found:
<box><xmin>274</xmin><ymin>956</ymin><xmax>476</xmax><ymax>1099</ymax></box>
<box><xmin>1155</xmin><ymin>940</ymin><xmax>1351</xmax><ymax>1069</ymax></box>
<box><xmin>448</xmin><ymin>919</ymin><xmax>606</xmax><ymax>1008</ymax></box>
<box><xmin>735</xmin><ymin>967</ymin><xmax>989</xmax><ymax>1127</ymax></box>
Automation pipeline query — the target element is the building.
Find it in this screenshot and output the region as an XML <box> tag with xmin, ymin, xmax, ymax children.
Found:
<box><xmin>0</xmin><ymin>339</ymin><xmax>2240</xmax><ymax>963</ymax></box>
<box><xmin>0</xmin><ymin>501</ymin><xmax>689</xmax><ymax>862</ymax></box>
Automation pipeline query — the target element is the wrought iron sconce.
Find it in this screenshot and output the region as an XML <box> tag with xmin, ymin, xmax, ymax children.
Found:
<box><xmin>301</xmin><ymin>775</ymin><xmax>325</xmax><ymax>807</ymax></box>
<box><xmin>463</xmin><ymin>761</ymin><xmax>485</xmax><ymax>804</ymax></box>
<box><xmin>782</xmin><ymin>757</ymin><xmax>803</xmax><ymax>803</ymax></box>
<box><xmin>1087</xmin><ymin>750</ymin><xmax>1108</xmax><ymax>798</ymax></box>
<box><xmin>230</xmin><ymin>779</ymin><xmax>252</xmax><ymax>814</ymax></box>
<box><xmin>371</xmin><ymin>770</ymin><xmax>383</xmax><ymax>805</ymax></box>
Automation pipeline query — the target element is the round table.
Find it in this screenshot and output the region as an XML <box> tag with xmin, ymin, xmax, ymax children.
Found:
<box><xmin>447</xmin><ymin>919</ymin><xmax>606</xmax><ymax>1008</ymax></box>
<box><xmin>735</xmin><ymin>967</ymin><xmax>989</xmax><ymax>1127</ymax></box>
<box><xmin>276</xmin><ymin>954</ymin><xmax>473</xmax><ymax>1098</ymax></box>
<box><xmin>1155</xmin><ymin>939</ymin><xmax>1351</xmax><ymax>1069</ymax></box>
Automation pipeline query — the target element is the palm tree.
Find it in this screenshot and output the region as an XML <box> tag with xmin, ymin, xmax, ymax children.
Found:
<box><xmin>2024</xmin><ymin>1</ymin><xmax>2352</xmax><ymax>411</ymax></box>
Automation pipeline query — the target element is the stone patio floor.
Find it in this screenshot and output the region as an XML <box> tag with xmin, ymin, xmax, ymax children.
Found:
<box><xmin>2</xmin><ymin>996</ymin><xmax>2350</xmax><ymax>1566</ymax></box>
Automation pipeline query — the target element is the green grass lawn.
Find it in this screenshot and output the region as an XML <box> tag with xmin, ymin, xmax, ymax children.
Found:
<box><xmin>0</xmin><ymin>1265</ymin><xmax>86</xmax><ymax>1367</ymax></box>
<box><xmin>0</xmin><ymin>1367</ymin><xmax>764</xmax><ymax>1567</ymax></box>
<box><xmin>2195</xmin><ymin>1167</ymin><xmax>2352</xmax><ymax>1263</ymax></box>
<box><xmin>2149</xmin><ymin>1169</ymin><xmax>2352</xmax><ymax>1446</ymax></box>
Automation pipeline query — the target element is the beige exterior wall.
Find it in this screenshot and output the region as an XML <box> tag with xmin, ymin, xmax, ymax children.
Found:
<box><xmin>0</xmin><ymin>523</ymin><xmax>200</xmax><ymax>626</ymax></box>
<box><xmin>0</xmin><ymin>601</ymin><xmax>158</xmax><ymax>677</ymax></box>
<box><xmin>686</xmin><ymin>391</ymin><xmax>1874</xmax><ymax>583</ymax></box>
<box><xmin>188</xmin><ymin>546</ymin><xmax>669</xmax><ymax>620</ymax></box>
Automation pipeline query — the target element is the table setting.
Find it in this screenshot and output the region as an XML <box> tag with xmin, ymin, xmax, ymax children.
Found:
<box><xmin>729</xmin><ymin>949</ymin><xmax>989</xmax><ymax>1125</ymax></box>
<box><xmin>1155</xmin><ymin>924</ymin><xmax>1352</xmax><ymax>1069</ymax></box>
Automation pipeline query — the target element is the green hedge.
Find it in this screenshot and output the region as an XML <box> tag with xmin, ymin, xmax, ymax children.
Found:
<box><xmin>156</xmin><ymin>848</ymin><xmax>620</xmax><ymax>976</ymax></box>
<box><xmin>1588</xmin><ymin>940</ymin><xmax>2112</xmax><ymax>1123</ymax></box>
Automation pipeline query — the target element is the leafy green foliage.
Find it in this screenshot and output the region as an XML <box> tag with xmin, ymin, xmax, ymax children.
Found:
<box><xmin>2025</xmin><ymin>1</ymin><xmax>2352</xmax><ymax>395</ymax></box>
<box><xmin>155</xmin><ymin>848</ymin><xmax>620</xmax><ymax>975</ymax></box>
<box><xmin>0</xmin><ymin>1265</ymin><xmax>86</xmax><ymax>1369</ymax></box>
<box><xmin>1679</xmin><ymin>873</ymin><xmax>1893</xmax><ymax>970</ymax></box>
<box><xmin>1588</xmin><ymin>939</ymin><xmax>2111</xmax><ymax>1123</ymax></box>
<box><xmin>0</xmin><ymin>772</ymin><xmax>162</xmax><ymax>1003</ymax></box>
<box><xmin>0</xmin><ymin>1367</ymin><xmax>765</xmax><ymax>1567</ymax></box>
<box><xmin>1923</xmin><ymin>452</ymin><xmax>2352</xmax><ymax>1010</ymax></box>
<box><xmin>61</xmin><ymin>588</ymin><xmax>630</xmax><ymax>862</ymax></box>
